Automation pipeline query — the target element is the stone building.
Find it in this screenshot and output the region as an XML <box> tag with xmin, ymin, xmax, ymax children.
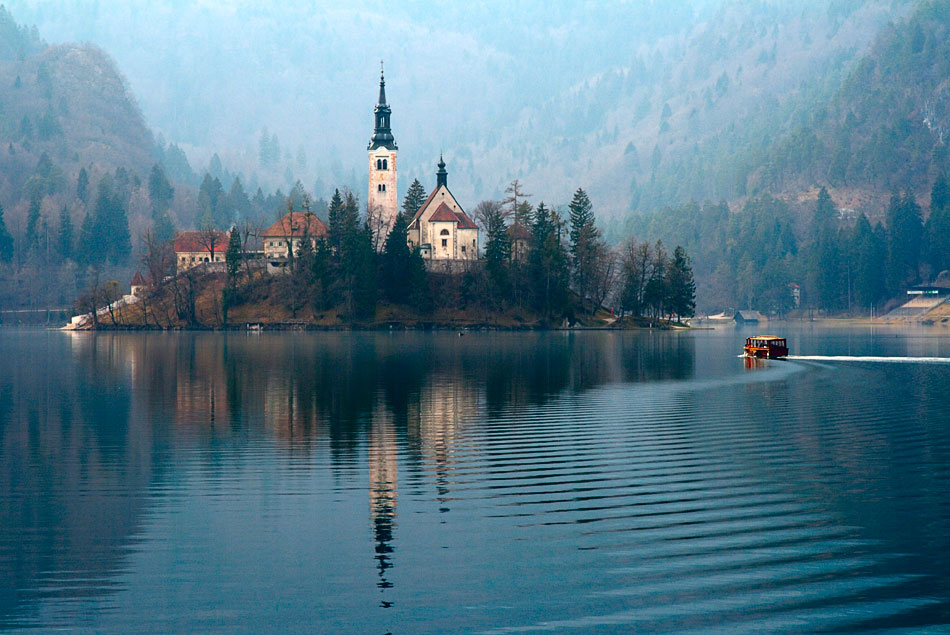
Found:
<box><xmin>407</xmin><ymin>157</ymin><xmax>479</xmax><ymax>262</ymax></box>
<box><xmin>173</xmin><ymin>230</ymin><xmax>229</xmax><ymax>273</ymax></box>
<box><xmin>506</xmin><ymin>221</ymin><xmax>532</xmax><ymax>262</ymax></box>
<box><xmin>261</xmin><ymin>212</ymin><xmax>328</xmax><ymax>260</ymax></box>
<box><xmin>368</xmin><ymin>66</ymin><xmax>398</xmax><ymax>239</ymax></box>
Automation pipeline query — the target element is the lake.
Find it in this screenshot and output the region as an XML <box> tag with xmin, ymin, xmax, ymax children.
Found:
<box><xmin>1</xmin><ymin>326</ymin><xmax>949</xmax><ymax>633</ymax></box>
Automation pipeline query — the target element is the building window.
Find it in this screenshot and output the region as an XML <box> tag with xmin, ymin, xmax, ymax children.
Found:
<box><xmin>376</xmin><ymin>159</ymin><xmax>382</xmax><ymax>170</ymax></box>
<box><xmin>441</xmin><ymin>239</ymin><xmax>447</xmax><ymax>248</ymax></box>
<box><xmin>461</xmin><ymin>245</ymin><xmax>466</xmax><ymax>253</ymax></box>
<box><xmin>382</xmin><ymin>158</ymin><xmax>388</xmax><ymax>170</ymax></box>
<box><xmin>440</xmin><ymin>229</ymin><xmax>450</xmax><ymax>236</ymax></box>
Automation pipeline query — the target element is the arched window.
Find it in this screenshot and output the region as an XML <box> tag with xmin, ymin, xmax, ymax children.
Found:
<box><xmin>376</xmin><ymin>159</ymin><xmax>382</xmax><ymax>170</ymax></box>
<box><xmin>440</xmin><ymin>229</ymin><xmax>450</xmax><ymax>236</ymax></box>
<box><xmin>382</xmin><ymin>159</ymin><xmax>388</xmax><ymax>170</ymax></box>
<box><xmin>381</xmin><ymin>184</ymin><xmax>386</xmax><ymax>191</ymax></box>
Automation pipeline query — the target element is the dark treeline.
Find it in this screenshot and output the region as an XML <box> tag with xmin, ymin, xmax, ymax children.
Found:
<box><xmin>214</xmin><ymin>182</ymin><xmax>696</xmax><ymax>327</ymax></box>
<box><xmin>0</xmin><ymin>146</ymin><xmax>340</xmax><ymax>315</ymax></box>
<box><xmin>629</xmin><ymin>177</ymin><xmax>950</xmax><ymax>315</ymax></box>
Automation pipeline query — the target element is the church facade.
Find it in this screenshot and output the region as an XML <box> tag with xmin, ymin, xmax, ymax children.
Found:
<box><xmin>407</xmin><ymin>156</ymin><xmax>479</xmax><ymax>261</ymax></box>
<box><xmin>368</xmin><ymin>67</ymin><xmax>477</xmax><ymax>262</ymax></box>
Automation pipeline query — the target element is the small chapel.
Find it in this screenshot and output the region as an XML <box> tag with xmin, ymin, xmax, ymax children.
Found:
<box><xmin>367</xmin><ymin>66</ymin><xmax>478</xmax><ymax>262</ymax></box>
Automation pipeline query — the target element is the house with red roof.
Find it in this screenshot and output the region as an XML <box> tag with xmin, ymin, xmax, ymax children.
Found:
<box><xmin>174</xmin><ymin>230</ymin><xmax>229</xmax><ymax>273</ymax></box>
<box><xmin>406</xmin><ymin>156</ymin><xmax>478</xmax><ymax>262</ymax></box>
<box><xmin>261</xmin><ymin>212</ymin><xmax>328</xmax><ymax>260</ymax></box>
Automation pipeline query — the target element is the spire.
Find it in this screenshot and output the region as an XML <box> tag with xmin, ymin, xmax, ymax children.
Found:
<box><xmin>436</xmin><ymin>154</ymin><xmax>447</xmax><ymax>188</ymax></box>
<box><xmin>377</xmin><ymin>61</ymin><xmax>387</xmax><ymax>106</ymax></box>
<box><xmin>369</xmin><ymin>62</ymin><xmax>396</xmax><ymax>151</ymax></box>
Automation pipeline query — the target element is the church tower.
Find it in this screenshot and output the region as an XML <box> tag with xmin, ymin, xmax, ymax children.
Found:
<box><xmin>368</xmin><ymin>64</ymin><xmax>398</xmax><ymax>238</ymax></box>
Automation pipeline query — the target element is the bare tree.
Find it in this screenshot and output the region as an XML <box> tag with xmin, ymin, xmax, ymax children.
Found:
<box><xmin>365</xmin><ymin>202</ymin><xmax>390</xmax><ymax>252</ymax></box>
<box><xmin>196</xmin><ymin>224</ymin><xmax>224</xmax><ymax>266</ymax></box>
<box><xmin>239</xmin><ymin>218</ymin><xmax>263</xmax><ymax>278</ymax></box>
<box><xmin>592</xmin><ymin>245</ymin><xmax>621</xmax><ymax>317</ymax></box>
<box><xmin>141</xmin><ymin>228</ymin><xmax>175</xmax><ymax>288</ymax></box>
<box><xmin>503</xmin><ymin>179</ymin><xmax>531</xmax><ymax>219</ymax></box>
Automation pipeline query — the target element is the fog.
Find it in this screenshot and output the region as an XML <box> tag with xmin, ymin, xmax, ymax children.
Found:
<box><xmin>8</xmin><ymin>0</ymin><xmax>913</xmax><ymax>215</ymax></box>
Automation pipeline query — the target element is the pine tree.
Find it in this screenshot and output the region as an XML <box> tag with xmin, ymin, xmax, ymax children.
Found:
<box><xmin>25</xmin><ymin>194</ymin><xmax>41</xmax><ymax>252</ymax></box>
<box><xmin>381</xmin><ymin>212</ymin><xmax>412</xmax><ymax>303</ymax></box>
<box><xmin>402</xmin><ymin>178</ymin><xmax>427</xmax><ymax>216</ymax></box>
<box><xmin>568</xmin><ymin>187</ymin><xmax>601</xmax><ymax>312</ymax></box>
<box><xmin>809</xmin><ymin>187</ymin><xmax>843</xmax><ymax>310</ymax></box>
<box><xmin>225</xmin><ymin>229</ymin><xmax>242</xmax><ymax>283</ymax></box>
<box><xmin>851</xmin><ymin>214</ymin><xmax>887</xmax><ymax>308</ymax></box>
<box><xmin>58</xmin><ymin>206</ymin><xmax>73</xmax><ymax>261</ymax></box>
<box><xmin>666</xmin><ymin>246</ymin><xmax>696</xmax><ymax>321</ymax></box>
<box><xmin>483</xmin><ymin>204</ymin><xmax>510</xmax><ymax>307</ymax></box>
<box><xmin>886</xmin><ymin>192</ymin><xmax>923</xmax><ymax>292</ymax></box>
<box><xmin>924</xmin><ymin>174</ymin><xmax>950</xmax><ymax>275</ymax></box>
<box><xmin>77</xmin><ymin>167</ymin><xmax>89</xmax><ymax>205</ymax></box>
<box><xmin>94</xmin><ymin>176</ymin><xmax>132</xmax><ymax>265</ymax></box>
<box><xmin>530</xmin><ymin>202</ymin><xmax>570</xmax><ymax>318</ymax></box>
<box><xmin>0</xmin><ymin>203</ymin><xmax>13</xmax><ymax>263</ymax></box>
<box><xmin>327</xmin><ymin>189</ymin><xmax>345</xmax><ymax>255</ymax></box>
<box><xmin>148</xmin><ymin>163</ymin><xmax>174</xmax><ymax>213</ymax></box>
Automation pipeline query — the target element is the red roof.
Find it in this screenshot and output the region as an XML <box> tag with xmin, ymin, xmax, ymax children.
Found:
<box><xmin>409</xmin><ymin>188</ymin><xmax>440</xmax><ymax>227</ymax></box>
<box><xmin>131</xmin><ymin>271</ymin><xmax>146</xmax><ymax>286</ymax></box>
<box><xmin>427</xmin><ymin>203</ymin><xmax>479</xmax><ymax>230</ymax></box>
<box><xmin>506</xmin><ymin>221</ymin><xmax>531</xmax><ymax>240</ymax></box>
<box><xmin>261</xmin><ymin>212</ymin><xmax>328</xmax><ymax>238</ymax></box>
<box><xmin>429</xmin><ymin>203</ymin><xmax>460</xmax><ymax>222</ymax></box>
<box><xmin>174</xmin><ymin>230</ymin><xmax>229</xmax><ymax>253</ymax></box>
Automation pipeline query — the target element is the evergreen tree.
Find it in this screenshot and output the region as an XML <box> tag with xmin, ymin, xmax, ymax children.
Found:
<box><xmin>227</xmin><ymin>177</ymin><xmax>251</xmax><ymax>220</ymax></box>
<box><xmin>148</xmin><ymin>163</ymin><xmax>174</xmax><ymax>212</ymax></box>
<box><xmin>381</xmin><ymin>212</ymin><xmax>412</xmax><ymax>303</ymax></box>
<box><xmin>94</xmin><ymin>175</ymin><xmax>132</xmax><ymax>265</ymax></box>
<box><xmin>77</xmin><ymin>167</ymin><xmax>89</xmax><ymax>205</ymax></box>
<box><xmin>58</xmin><ymin>206</ymin><xmax>73</xmax><ymax>261</ymax></box>
<box><xmin>77</xmin><ymin>212</ymin><xmax>96</xmax><ymax>265</ymax></box>
<box><xmin>198</xmin><ymin>173</ymin><xmax>227</xmax><ymax>228</ymax></box>
<box><xmin>568</xmin><ymin>187</ymin><xmax>601</xmax><ymax>312</ymax></box>
<box><xmin>851</xmin><ymin>214</ymin><xmax>887</xmax><ymax>309</ymax></box>
<box><xmin>886</xmin><ymin>192</ymin><xmax>923</xmax><ymax>292</ymax></box>
<box><xmin>402</xmin><ymin>178</ymin><xmax>427</xmax><ymax>216</ymax></box>
<box><xmin>483</xmin><ymin>204</ymin><xmax>511</xmax><ymax>307</ymax></box>
<box><xmin>666</xmin><ymin>245</ymin><xmax>696</xmax><ymax>321</ymax></box>
<box><xmin>530</xmin><ymin>202</ymin><xmax>570</xmax><ymax>318</ymax></box>
<box><xmin>225</xmin><ymin>228</ymin><xmax>242</xmax><ymax>283</ymax></box>
<box><xmin>327</xmin><ymin>189</ymin><xmax>345</xmax><ymax>255</ymax></box>
<box><xmin>153</xmin><ymin>210</ymin><xmax>176</xmax><ymax>246</ymax></box>
<box><xmin>25</xmin><ymin>194</ymin><xmax>41</xmax><ymax>252</ymax></box>
<box><xmin>0</xmin><ymin>203</ymin><xmax>13</xmax><ymax>263</ymax></box>
<box><xmin>809</xmin><ymin>187</ymin><xmax>843</xmax><ymax>310</ymax></box>
<box><xmin>923</xmin><ymin>173</ymin><xmax>950</xmax><ymax>275</ymax></box>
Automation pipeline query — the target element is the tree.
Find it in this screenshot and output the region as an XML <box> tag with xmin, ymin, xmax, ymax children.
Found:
<box><xmin>148</xmin><ymin>163</ymin><xmax>175</xmax><ymax>213</ymax></box>
<box><xmin>850</xmin><ymin>214</ymin><xmax>887</xmax><ymax>309</ymax></box>
<box><xmin>198</xmin><ymin>173</ymin><xmax>226</xmax><ymax>229</ymax></box>
<box><xmin>0</xmin><ymin>203</ymin><xmax>13</xmax><ymax>263</ymax></box>
<box><xmin>327</xmin><ymin>189</ymin><xmax>346</xmax><ymax>256</ymax></box>
<box><xmin>25</xmin><ymin>194</ymin><xmax>41</xmax><ymax>252</ymax></box>
<box><xmin>503</xmin><ymin>179</ymin><xmax>531</xmax><ymax>219</ymax></box>
<box><xmin>568</xmin><ymin>188</ymin><xmax>602</xmax><ymax>313</ymax></box>
<box><xmin>93</xmin><ymin>175</ymin><xmax>132</xmax><ymax>265</ymax></box>
<box><xmin>923</xmin><ymin>173</ymin><xmax>950</xmax><ymax>275</ymax></box>
<box><xmin>482</xmin><ymin>203</ymin><xmax>511</xmax><ymax>308</ymax></box>
<box><xmin>666</xmin><ymin>245</ymin><xmax>696</xmax><ymax>321</ymax></box>
<box><xmin>380</xmin><ymin>212</ymin><xmax>413</xmax><ymax>303</ymax></box>
<box><xmin>402</xmin><ymin>178</ymin><xmax>428</xmax><ymax>217</ymax></box>
<box><xmin>58</xmin><ymin>207</ymin><xmax>73</xmax><ymax>261</ymax></box>
<box><xmin>225</xmin><ymin>228</ymin><xmax>242</xmax><ymax>283</ymax></box>
<box><xmin>886</xmin><ymin>192</ymin><xmax>923</xmax><ymax>292</ymax></box>
<box><xmin>529</xmin><ymin>202</ymin><xmax>570</xmax><ymax>319</ymax></box>
<box><xmin>809</xmin><ymin>187</ymin><xmax>843</xmax><ymax>310</ymax></box>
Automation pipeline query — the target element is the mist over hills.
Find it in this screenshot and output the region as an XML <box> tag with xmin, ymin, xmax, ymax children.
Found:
<box><xmin>13</xmin><ymin>0</ymin><xmax>925</xmax><ymax>217</ymax></box>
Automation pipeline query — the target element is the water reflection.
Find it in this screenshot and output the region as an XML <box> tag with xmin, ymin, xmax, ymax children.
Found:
<box><xmin>0</xmin><ymin>330</ymin><xmax>693</xmax><ymax>628</ymax></box>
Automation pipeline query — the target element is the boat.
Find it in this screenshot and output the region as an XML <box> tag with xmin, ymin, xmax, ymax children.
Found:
<box><xmin>743</xmin><ymin>335</ymin><xmax>788</xmax><ymax>359</ymax></box>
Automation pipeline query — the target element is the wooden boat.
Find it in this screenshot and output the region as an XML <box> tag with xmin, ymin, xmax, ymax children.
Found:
<box><xmin>743</xmin><ymin>335</ymin><xmax>788</xmax><ymax>359</ymax></box>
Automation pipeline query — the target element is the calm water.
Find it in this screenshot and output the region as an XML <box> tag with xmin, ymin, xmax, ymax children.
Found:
<box><xmin>2</xmin><ymin>326</ymin><xmax>950</xmax><ymax>633</ymax></box>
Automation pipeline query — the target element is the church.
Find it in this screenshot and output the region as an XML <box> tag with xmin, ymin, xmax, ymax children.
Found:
<box><xmin>367</xmin><ymin>67</ymin><xmax>478</xmax><ymax>262</ymax></box>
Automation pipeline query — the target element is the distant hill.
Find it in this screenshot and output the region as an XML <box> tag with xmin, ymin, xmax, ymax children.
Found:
<box><xmin>0</xmin><ymin>6</ymin><xmax>153</xmax><ymax>209</ymax></box>
<box><xmin>754</xmin><ymin>0</ymin><xmax>950</xmax><ymax>211</ymax></box>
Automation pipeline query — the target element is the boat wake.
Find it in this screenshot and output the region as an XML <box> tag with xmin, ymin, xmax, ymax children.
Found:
<box><xmin>787</xmin><ymin>355</ymin><xmax>950</xmax><ymax>364</ymax></box>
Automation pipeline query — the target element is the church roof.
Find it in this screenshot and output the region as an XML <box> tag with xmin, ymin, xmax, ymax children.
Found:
<box><xmin>131</xmin><ymin>271</ymin><xmax>146</xmax><ymax>286</ymax></box>
<box><xmin>261</xmin><ymin>212</ymin><xmax>328</xmax><ymax>238</ymax></box>
<box><xmin>174</xmin><ymin>230</ymin><xmax>229</xmax><ymax>253</ymax></box>
<box><xmin>506</xmin><ymin>221</ymin><xmax>532</xmax><ymax>240</ymax></box>
<box><xmin>427</xmin><ymin>203</ymin><xmax>478</xmax><ymax>229</ymax></box>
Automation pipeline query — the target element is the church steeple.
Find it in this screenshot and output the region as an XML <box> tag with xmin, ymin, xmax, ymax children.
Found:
<box><xmin>369</xmin><ymin>63</ymin><xmax>396</xmax><ymax>151</ymax></box>
<box><xmin>436</xmin><ymin>154</ymin><xmax>447</xmax><ymax>188</ymax></box>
